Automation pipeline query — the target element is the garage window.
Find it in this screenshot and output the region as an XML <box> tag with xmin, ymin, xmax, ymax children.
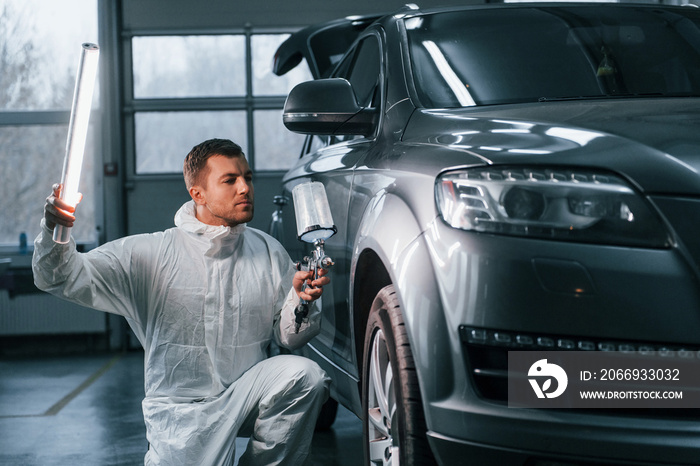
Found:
<box><xmin>0</xmin><ymin>0</ymin><xmax>99</xmax><ymax>246</ymax></box>
<box><xmin>132</xmin><ymin>35</ymin><xmax>246</xmax><ymax>98</ymax></box>
<box><xmin>129</xmin><ymin>32</ymin><xmax>311</xmax><ymax>175</ymax></box>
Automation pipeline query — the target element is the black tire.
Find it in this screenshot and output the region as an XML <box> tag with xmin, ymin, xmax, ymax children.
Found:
<box><xmin>362</xmin><ymin>284</ymin><xmax>437</xmax><ymax>466</ymax></box>
<box><xmin>314</xmin><ymin>397</ymin><xmax>339</xmax><ymax>431</ymax></box>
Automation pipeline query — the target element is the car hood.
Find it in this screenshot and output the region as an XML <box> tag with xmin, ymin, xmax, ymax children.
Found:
<box><xmin>402</xmin><ymin>98</ymin><xmax>700</xmax><ymax>196</ymax></box>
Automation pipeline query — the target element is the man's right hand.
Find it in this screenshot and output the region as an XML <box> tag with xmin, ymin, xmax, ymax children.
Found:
<box><xmin>44</xmin><ymin>184</ymin><xmax>82</xmax><ymax>230</ymax></box>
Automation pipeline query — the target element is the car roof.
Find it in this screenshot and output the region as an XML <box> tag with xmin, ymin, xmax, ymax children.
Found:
<box><xmin>274</xmin><ymin>2</ymin><xmax>700</xmax><ymax>79</ymax></box>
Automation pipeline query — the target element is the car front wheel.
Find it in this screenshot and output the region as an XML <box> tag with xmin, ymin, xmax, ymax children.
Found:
<box><xmin>362</xmin><ymin>284</ymin><xmax>436</xmax><ymax>466</ymax></box>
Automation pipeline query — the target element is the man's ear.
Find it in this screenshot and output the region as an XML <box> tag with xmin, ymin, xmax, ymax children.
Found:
<box><xmin>189</xmin><ymin>185</ymin><xmax>206</xmax><ymax>206</ymax></box>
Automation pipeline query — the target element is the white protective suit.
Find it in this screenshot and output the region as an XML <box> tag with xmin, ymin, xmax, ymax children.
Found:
<box><xmin>32</xmin><ymin>201</ymin><xmax>330</xmax><ymax>466</ymax></box>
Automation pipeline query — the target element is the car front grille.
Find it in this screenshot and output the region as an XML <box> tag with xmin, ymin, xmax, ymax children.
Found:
<box><xmin>459</xmin><ymin>325</ymin><xmax>700</xmax><ymax>419</ymax></box>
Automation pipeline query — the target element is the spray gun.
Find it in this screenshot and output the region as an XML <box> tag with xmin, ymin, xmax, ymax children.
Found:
<box><xmin>291</xmin><ymin>182</ymin><xmax>337</xmax><ymax>333</ymax></box>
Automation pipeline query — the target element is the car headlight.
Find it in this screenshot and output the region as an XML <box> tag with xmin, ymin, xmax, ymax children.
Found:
<box><xmin>436</xmin><ymin>166</ymin><xmax>671</xmax><ymax>248</ymax></box>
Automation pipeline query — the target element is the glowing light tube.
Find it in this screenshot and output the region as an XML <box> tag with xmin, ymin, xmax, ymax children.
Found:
<box><xmin>54</xmin><ymin>43</ymin><xmax>100</xmax><ymax>244</ymax></box>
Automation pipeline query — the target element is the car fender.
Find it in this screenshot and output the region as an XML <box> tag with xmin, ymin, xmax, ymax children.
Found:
<box><xmin>350</xmin><ymin>188</ymin><xmax>455</xmax><ymax>412</ymax></box>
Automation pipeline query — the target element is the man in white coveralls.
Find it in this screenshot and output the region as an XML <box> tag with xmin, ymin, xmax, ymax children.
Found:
<box><xmin>32</xmin><ymin>138</ymin><xmax>331</xmax><ymax>465</ymax></box>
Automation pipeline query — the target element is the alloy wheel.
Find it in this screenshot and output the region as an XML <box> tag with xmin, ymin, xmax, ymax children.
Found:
<box><xmin>367</xmin><ymin>328</ymin><xmax>400</xmax><ymax>466</ymax></box>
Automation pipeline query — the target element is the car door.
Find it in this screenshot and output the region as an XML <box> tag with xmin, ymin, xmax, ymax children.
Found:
<box><xmin>283</xmin><ymin>34</ymin><xmax>383</xmax><ymax>386</ymax></box>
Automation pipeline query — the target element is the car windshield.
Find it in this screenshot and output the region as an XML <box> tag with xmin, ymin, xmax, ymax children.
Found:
<box><xmin>406</xmin><ymin>6</ymin><xmax>700</xmax><ymax>107</ymax></box>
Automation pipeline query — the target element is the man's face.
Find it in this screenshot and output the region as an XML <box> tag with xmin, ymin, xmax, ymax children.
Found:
<box><xmin>190</xmin><ymin>155</ymin><xmax>254</xmax><ymax>227</ymax></box>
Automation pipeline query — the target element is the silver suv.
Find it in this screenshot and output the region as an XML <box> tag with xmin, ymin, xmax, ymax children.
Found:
<box><xmin>272</xmin><ymin>4</ymin><xmax>700</xmax><ymax>465</ymax></box>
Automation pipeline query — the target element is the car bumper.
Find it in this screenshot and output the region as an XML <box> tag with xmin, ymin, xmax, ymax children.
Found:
<box><xmin>400</xmin><ymin>221</ymin><xmax>700</xmax><ymax>464</ymax></box>
<box><xmin>426</xmin><ymin>402</ymin><xmax>700</xmax><ymax>465</ymax></box>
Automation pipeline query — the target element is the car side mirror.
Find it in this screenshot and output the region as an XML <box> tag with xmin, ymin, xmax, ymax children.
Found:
<box><xmin>283</xmin><ymin>78</ymin><xmax>378</xmax><ymax>136</ymax></box>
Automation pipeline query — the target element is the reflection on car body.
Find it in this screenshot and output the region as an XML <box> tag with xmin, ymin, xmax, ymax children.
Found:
<box><xmin>272</xmin><ymin>4</ymin><xmax>700</xmax><ymax>465</ymax></box>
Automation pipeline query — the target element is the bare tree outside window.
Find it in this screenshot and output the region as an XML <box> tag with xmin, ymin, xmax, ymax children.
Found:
<box><xmin>132</xmin><ymin>35</ymin><xmax>246</xmax><ymax>99</ymax></box>
<box><xmin>0</xmin><ymin>1</ymin><xmax>98</xmax><ymax>245</ymax></box>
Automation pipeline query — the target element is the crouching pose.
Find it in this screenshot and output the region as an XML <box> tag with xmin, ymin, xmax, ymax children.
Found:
<box><xmin>33</xmin><ymin>138</ymin><xmax>330</xmax><ymax>465</ymax></box>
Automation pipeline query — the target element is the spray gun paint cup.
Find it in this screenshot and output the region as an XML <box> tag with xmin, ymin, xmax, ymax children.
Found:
<box><xmin>292</xmin><ymin>181</ymin><xmax>337</xmax><ymax>243</ymax></box>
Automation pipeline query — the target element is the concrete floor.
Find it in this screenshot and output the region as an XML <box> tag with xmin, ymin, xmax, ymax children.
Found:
<box><xmin>0</xmin><ymin>351</ymin><xmax>363</xmax><ymax>465</ymax></box>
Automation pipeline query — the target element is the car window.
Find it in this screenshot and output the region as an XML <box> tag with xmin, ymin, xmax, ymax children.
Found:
<box><xmin>334</xmin><ymin>35</ymin><xmax>381</xmax><ymax>108</ymax></box>
<box><xmin>406</xmin><ymin>6</ymin><xmax>700</xmax><ymax>107</ymax></box>
<box><xmin>327</xmin><ymin>35</ymin><xmax>382</xmax><ymax>144</ymax></box>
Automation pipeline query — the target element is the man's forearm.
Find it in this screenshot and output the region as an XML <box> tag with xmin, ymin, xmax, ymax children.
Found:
<box><xmin>275</xmin><ymin>288</ymin><xmax>322</xmax><ymax>350</ymax></box>
<box><xmin>32</xmin><ymin>218</ymin><xmax>77</xmax><ymax>293</ymax></box>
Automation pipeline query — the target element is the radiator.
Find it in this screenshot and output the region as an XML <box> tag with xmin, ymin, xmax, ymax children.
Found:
<box><xmin>0</xmin><ymin>290</ymin><xmax>105</xmax><ymax>336</ymax></box>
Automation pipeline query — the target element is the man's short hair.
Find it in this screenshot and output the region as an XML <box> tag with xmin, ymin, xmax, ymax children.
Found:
<box><xmin>183</xmin><ymin>138</ymin><xmax>244</xmax><ymax>189</ymax></box>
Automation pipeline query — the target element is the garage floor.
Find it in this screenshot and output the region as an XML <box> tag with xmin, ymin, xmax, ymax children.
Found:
<box><xmin>0</xmin><ymin>351</ymin><xmax>363</xmax><ymax>465</ymax></box>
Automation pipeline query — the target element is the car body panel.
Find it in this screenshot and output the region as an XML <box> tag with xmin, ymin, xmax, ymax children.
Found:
<box><xmin>282</xmin><ymin>143</ymin><xmax>358</xmax><ymax>361</ymax></box>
